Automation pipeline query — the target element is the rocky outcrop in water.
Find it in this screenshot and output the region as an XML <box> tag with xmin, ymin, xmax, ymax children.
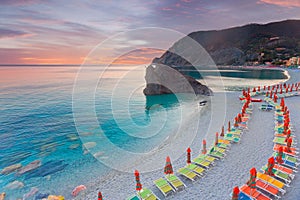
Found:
<box><xmin>143</xmin><ymin>64</ymin><xmax>212</xmax><ymax>95</ymax></box>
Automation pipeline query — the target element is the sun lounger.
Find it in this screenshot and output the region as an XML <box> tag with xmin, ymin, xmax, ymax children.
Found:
<box><xmin>177</xmin><ymin>168</ymin><xmax>199</xmax><ymax>181</ymax></box>
<box><xmin>224</xmin><ymin>134</ymin><xmax>240</xmax><ymax>143</ymax></box>
<box><xmin>238</xmin><ymin>192</ymin><xmax>252</xmax><ymax>200</ymax></box>
<box><xmin>165</xmin><ymin>174</ymin><xmax>185</xmax><ymax>191</ymax></box>
<box><xmin>217</xmin><ymin>142</ymin><xmax>229</xmax><ymax>149</ymax></box>
<box><xmin>240</xmin><ymin>184</ymin><xmax>271</xmax><ymax>200</ymax></box>
<box><xmin>218</xmin><ymin>139</ymin><xmax>231</xmax><ymax>145</ymax></box>
<box><xmin>127</xmin><ymin>195</ymin><xmax>140</xmax><ymax>200</ymax></box>
<box><xmin>256</xmin><ymin>179</ymin><xmax>282</xmax><ymax>198</ymax></box>
<box><xmin>192</xmin><ymin>157</ymin><xmax>212</xmax><ymax>168</ymax></box>
<box><xmin>138</xmin><ymin>188</ymin><xmax>159</xmax><ymax>200</ymax></box>
<box><xmin>186</xmin><ymin>163</ymin><xmax>205</xmax><ymax>175</ymax></box>
<box><xmin>261</xmin><ymin>166</ymin><xmax>290</xmax><ymax>183</ymax></box>
<box><xmin>273</xmin><ymin>145</ymin><xmax>298</xmax><ymax>156</ymax></box>
<box><xmin>256</xmin><ymin>172</ymin><xmax>285</xmax><ymax>191</ymax></box>
<box><xmin>274</xmin><ymin>164</ymin><xmax>295</xmax><ymax>175</ymax></box>
<box><xmin>273</xmin><ymin>137</ymin><xmax>294</xmax><ymax>146</ymax></box>
<box><xmin>273</xmin><ymin>152</ymin><xmax>298</xmax><ymax>164</ymax></box>
<box><xmin>208</xmin><ymin>147</ymin><xmax>226</xmax><ymax>159</ymax></box>
<box><xmin>153</xmin><ymin>178</ymin><xmax>174</xmax><ymax>197</ymax></box>
<box><xmin>196</xmin><ymin>154</ymin><xmax>217</xmax><ymax>163</ymax></box>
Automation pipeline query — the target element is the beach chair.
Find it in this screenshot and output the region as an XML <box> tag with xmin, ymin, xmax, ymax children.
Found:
<box><xmin>224</xmin><ymin>133</ymin><xmax>240</xmax><ymax>143</ymax></box>
<box><xmin>186</xmin><ymin>163</ymin><xmax>205</xmax><ymax>175</ymax></box>
<box><xmin>217</xmin><ymin>142</ymin><xmax>229</xmax><ymax>149</ymax></box>
<box><xmin>165</xmin><ymin>174</ymin><xmax>185</xmax><ymax>191</ymax></box>
<box><xmin>196</xmin><ymin>154</ymin><xmax>217</xmax><ymax>163</ymax></box>
<box><xmin>272</xmin><ymin>137</ymin><xmax>296</xmax><ymax>146</ymax></box>
<box><xmin>208</xmin><ymin>147</ymin><xmax>226</xmax><ymax>159</ymax></box>
<box><xmin>177</xmin><ymin>168</ymin><xmax>199</xmax><ymax>181</ymax></box>
<box><xmin>256</xmin><ymin>172</ymin><xmax>285</xmax><ymax>192</ymax></box>
<box><xmin>274</xmin><ymin>164</ymin><xmax>296</xmax><ymax>175</ymax></box>
<box><xmin>153</xmin><ymin>178</ymin><xmax>174</xmax><ymax>197</ymax></box>
<box><xmin>256</xmin><ymin>179</ymin><xmax>283</xmax><ymax>198</ymax></box>
<box><xmin>273</xmin><ymin>145</ymin><xmax>298</xmax><ymax>156</ymax></box>
<box><xmin>238</xmin><ymin>192</ymin><xmax>252</xmax><ymax>200</ymax></box>
<box><xmin>261</xmin><ymin>166</ymin><xmax>291</xmax><ymax>183</ymax></box>
<box><xmin>192</xmin><ymin>157</ymin><xmax>213</xmax><ymax>168</ymax></box>
<box><xmin>127</xmin><ymin>195</ymin><xmax>140</xmax><ymax>200</ymax></box>
<box><xmin>218</xmin><ymin>139</ymin><xmax>231</xmax><ymax>145</ymax></box>
<box><xmin>240</xmin><ymin>184</ymin><xmax>271</xmax><ymax>200</ymax></box>
<box><xmin>137</xmin><ymin>188</ymin><xmax>159</xmax><ymax>200</ymax></box>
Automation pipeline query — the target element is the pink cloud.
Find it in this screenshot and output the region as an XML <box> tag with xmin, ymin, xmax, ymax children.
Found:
<box><xmin>161</xmin><ymin>7</ymin><xmax>173</xmax><ymax>11</ymax></box>
<box><xmin>258</xmin><ymin>0</ymin><xmax>300</xmax><ymax>7</ymax></box>
<box><xmin>181</xmin><ymin>0</ymin><xmax>192</xmax><ymax>3</ymax></box>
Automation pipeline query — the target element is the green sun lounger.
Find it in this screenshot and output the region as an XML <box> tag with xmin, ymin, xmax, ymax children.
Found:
<box><xmin>177</xmin><ymin>167</ymin><xmax>199</xmax><ymax>181</ymax></box>
<box><xmin>217</xmin><ymin>143</ymin><xmax>229</xmax><ymax>149</ymax></box>
<box><xmin>186</xmin><ymin>163</ymin><xmax>205</xmax><ymax>175</ymax></box>
<box><xmin>272</xmin><ymin>152</ymin><xmax>298</xmax><ymax>164</ymax></box>
<box><xmin>208</xmin><ymin>147</ymin><xmax>225</xmax><ymax>159</ymax></box>
<box><xmin>165</xmin><ymin>174</ymin><xmax>185</xmax><ymax>191</ymax></box>
<box><xmin>192</xmin><ymin>157</ymin><xmax>212</xmax><ymax>168</ymax></box>
<box><xmin>153</xmin><ymin>178</ymin><xmax>174</xmax><ymax>197</ymax></box>
<box><xmin>138</xmin><ymin>188</ymin><xmax>159</xmax><ymax>200</ymax></box>
<box><xmin>261</xmin><ymin>166</ymin><xmax>291</xmax><ymax>183</ymax></box>
<box><xmin>196</xmin><ymin>154</ymin><xmax>217</xmax><ymax>163</ymax></box>
<box><xmin>273</xmin><ymin>137</ymin><xmax>287</xmax><ymax>145</ymax></box>
<box><xmin>127</xmin><ymin>195</ymin><xmax>140</xmax><ymax>200</ymax></box>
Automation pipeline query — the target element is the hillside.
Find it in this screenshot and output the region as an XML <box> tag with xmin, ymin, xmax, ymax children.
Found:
<box><xmin>153</xmin><ymin>20</ymin><xmax>300</xmax><ymax>66</ymax></box>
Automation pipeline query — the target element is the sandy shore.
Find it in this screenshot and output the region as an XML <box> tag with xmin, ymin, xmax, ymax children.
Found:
<box><xmin>77</xmin><ymin>68</ymin><xmax>300</xmax><ymax>200</ymax></box>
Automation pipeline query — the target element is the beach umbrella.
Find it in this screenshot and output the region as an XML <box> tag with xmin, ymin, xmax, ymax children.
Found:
<box><xmin>290</xmin><ymin>87</ymin><xmax>293</xmax><ymax>92</ymax></box>
<box><xmin>202</xmin><ymin>139</ymin><xmax>207</xmax><ymax>154</ymax></box>
<box><xmin>285</xmin><ymin>129</ymin><xmax>291</xmax><ymax>142</ymax></box>
<box><xmin>228</xmin><ymin>121</ymin><xmax>231</xmax><ymax>132</ymax></box>
<box><xmin>263</xmin><ymin>85</ymin><xmax>266</xmax><ymax>90</ymax></box>
<box><xmin>164</xmin><ymin>156</ymin><xmax>173</xmax><ymax>175</ymax></box>
<box><xmin>234</xmin><ymin>117</ymin><xmax>238</xmax><ymax>127</ymax></box>
<box><xmin>247</xmin><ymin>88</ymin><xmax>250</xmax><ymax>94</ymax></box>
<box><xmin>134</xmin><ymin>170</ymin><xmax>142</xmax><ymax>192</ymax></box>
<box><xmin>247</xmin><ymin>168</ymin><xmax>257</xmax><ymax>191</ymax></box>
<box><xmin>258</xmin><ymin>86</ymin><xmax>260</xmax><ymax>92</ymax></box>
<box><xmin>98</xmin><ymin>192</ymin><xmax>103</xmax><ymax>200</ymax></box>
<box><xmin>286</xmin><ymin>138</ymin><xmax>293</xmax><ymax>153</ymax></box>
<box><xmin>265</xmin><ymin>157</ymin><xmax>275</xmax><ymax>176</ymax></box>
<box><xmin>274</xmin><ymin>94</ymin><xmax>278</xmax><ymax>103</ymax></box>
<box><xmin>266</xmin><ymin>91</ymin><xmax>269</xmax><ymax>97</ymax></box>
<box><xmin>270</xmin><ymin>91</ymin><xmax>273</xmax><ymax>98</ymax></box>
<box><xmin>276</xmin><ymin>146</ymin><xmax>284</xmax><ymax>164</ymax></box>
<box><xmin>221</xmin><ymin>126</ymin><xmax>225</xmax><ymax>137</ymax></box>
<box><xmin>187</xmin><ymin>148</ymin><xmax>191</xmax><ymax>164</ymax></box>
<box><xmin>280</xmin><ymin>98</ymin><xmax>285</xmax><ymax>107</ymax></box>
<box><xmin>252</xmin><ymin>87</ymin><xmax>256</xmax><ymax>92</ymax></box>
<box><xmin>232</xmin><ymin>186</ymin><xmax>240</xmax><ymax>200</ymax></box>
<box><xmin>215</xmin><ymin>132</ymin><xmax>219</xmax><ymax>146</ymax></box>
<box><xmin>268</xmin><ymin>86</ymin><xmax>270</xmax><ymax>90</ymax></box>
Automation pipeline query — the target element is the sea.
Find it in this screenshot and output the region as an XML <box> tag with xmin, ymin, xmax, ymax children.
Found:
<box><xmin>0</xmin><ymin>65</ymin><xmax>288</xmax><ymax>199</ymax></box>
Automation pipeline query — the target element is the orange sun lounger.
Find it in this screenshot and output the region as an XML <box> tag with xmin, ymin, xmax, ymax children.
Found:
<box><xmin>256</xmin><ymin>179</ymin><xmax>282</xmax><ymax>197</ymax></box>
<box><xmin>274</xmin><ymin>164</ymin><xmax>295</xmax><ymax>175</ymax></box>
<box><xmin>240</xmin><ymin>185</ymin><xmax>271</xmax><ymax>200</ymax></box>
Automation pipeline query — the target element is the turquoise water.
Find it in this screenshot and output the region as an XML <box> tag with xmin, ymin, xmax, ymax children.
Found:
<box><xmin>0</xmin><ymin>66</ymin><xmax>288</xmax><ymax>199</ymax></box>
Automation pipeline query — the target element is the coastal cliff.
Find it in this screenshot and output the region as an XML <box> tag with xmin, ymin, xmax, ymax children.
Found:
<box><xmin>143</xmin><ymin>64</ymin><xmax>212</xmax><ymax>96</ymax></box>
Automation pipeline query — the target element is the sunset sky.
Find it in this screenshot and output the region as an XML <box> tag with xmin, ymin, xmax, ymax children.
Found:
<box><xmin>1</xmin><ymin>0</ymin><xmax>300</xmax><ymax>65</ymax></box>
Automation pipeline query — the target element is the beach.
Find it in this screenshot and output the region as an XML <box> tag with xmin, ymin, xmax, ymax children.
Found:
<box><xmin>79</xmin><ymin>68</ymin><xmax>300</xmax><ymax>200</ymax></box>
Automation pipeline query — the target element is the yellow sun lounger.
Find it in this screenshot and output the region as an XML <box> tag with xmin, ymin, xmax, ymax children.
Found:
<box><xmin>177</xmin><ymin>167</ymin><xmax>199</xmax><ymax>181</ymax></box>
<box><xmin>257</xmin><ymin>172</ymin><xmax>286</xmax><ymax>191</ymax></box>
<box><xmin>165</xmin><ymin>174</ymin><xmax>185</xmax><ymax>191</ymax></box>
<box><xmin>185</xmin><ymin>163</ymin><xmax>205</xmax><ymax>175</ymax></box>
<box><xmin>153</xmin><ymin>178</ymin><xmax>174</xmax><ymax>197</ymax></box>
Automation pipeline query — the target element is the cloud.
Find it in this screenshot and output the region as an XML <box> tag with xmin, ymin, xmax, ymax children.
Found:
<box><xmin>0</xmin><ymin>0</ymin><xmax>42</xmax><ymax>6</ymax></box>
<box><xmin>0</xmin><ymin>28</ymin><xmax>32</xmax><ymax>39</ymax></box>
<box><xmin>258</xmin><ymin>0</ymin><xmax>300</xmax><ymax>7</ymax></box>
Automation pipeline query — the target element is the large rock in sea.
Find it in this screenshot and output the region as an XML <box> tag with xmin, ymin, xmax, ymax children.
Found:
<box><xmin>143</xmin><ymin>64</ymin><xmax>212</xmax><ymax>96</ymax></box>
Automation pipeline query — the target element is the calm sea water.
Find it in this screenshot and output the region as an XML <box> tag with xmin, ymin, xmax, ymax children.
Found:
<box><xmin>0</xmin><ymin>66</ymin><xmax>288</xmax><ymax>199</ymax></box>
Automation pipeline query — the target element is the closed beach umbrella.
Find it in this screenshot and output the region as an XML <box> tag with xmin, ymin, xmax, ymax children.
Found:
<box><xmin>270</xmin><ymin>91</ymin><xmax>273</xmax><ymax>98</ymax></box>
<box><xmin>134</xmin><ymin>170</ymin><xmax>142</xmax><ymax>192</ymax></box>
<box><xmin>247</xmin><ymin>168</ymin><xmax>257</xmax><ymax>190</ymax></box>
<box><xmin>286</xmin><ymin>138</ymin><xmax>293</xmax><ymax>153</ymax></box>
<box><xmin>253</xmin><ymin>87</ymin><xmax>256</xmax><ymax>92</ymax></box>
<box><xmin>234</xmin><ymin>117</ymin><xmax>238</xmax><ymax>127</ymax></box>
<box><xmin>265</xmin><ymin>157</ymin><xmax>275</xmax><ymax>176</ymax></box>
<box><xmin>221</xmin><ymin>126</ymin><xmax>225</xmax><ymax>137</ymax></box>
<box><xmin>232</xmin><ymin>186</ymin><xmax>239</xmax><ymax>200</ymax></box>
<box><xmin>202</xmin><ymin>139</ymin><xmax>207</xmax><ymax>154</ymax></box>
<box><xmin>98</xmin><ymin>192</ymin><xmax>103</xmax><ymax>200</ymax></box>
<box><xmin>280</xmin><ymin>98</ymin><xmax>285</xmax><ymax>107</ymax></box>
<box><xmin>276</xmin><ymin>146</ymin><xmax>284</xmax><ymax>164</ymax></box>
<box><xmin>258</xmin><ymin>86</ymin><xmax>260</xmax><ymax>92</ymax></box>
<box><xmin>266</xmin><ymin>91</ymin><xmax>269</xmax><ymax>97</ymax></box>
<box><xmin>164</xmin><ymin>156</ymin><xmax>173</xmax><ymax>175</ymax></box>
<box><xmin>187</xmin><ymin>148</ymin><xmax>191</xmax><ymax>164</ymax></box>
<box><xmin>285</xmin><ymin>129</ymin><xmax>291</xmax><ymax>142</ymax></box>
<box><xmin>215</xmin><ymin>132</ymin><xmax>219</xmax><ymax>146</ymax></box>
<box><xmin>228</xmin><ymin>121</ymin><xmax>231</xmax><ymax>132</ymax></box>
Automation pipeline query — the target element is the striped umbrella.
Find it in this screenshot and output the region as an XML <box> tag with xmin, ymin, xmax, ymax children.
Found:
<box><xmin>98</xmin><ymin>192</ymin><xmax>103</xmax><ymax>200</ymax></box>
<box><xmin>265</xmin><ymin>157</ymin><xmax>275</xmax><ymax>176</ymax></box>
<box><xmin>202</xmin><ymin>139</ymin><xmax>207</xmax><ymax>154</ymax></box>
<box><xmin>134</xmin><ymin>170</ymin><xmax>142</xmax><ymax>192</ymax></box>
<box><xmin>247</xmin><ymin>168</ymin><xmax>256</xmax><ymax>190</ymax></box>
<box><xmin>187</xmin><ymin>148</ymin><xmax>191</xmax><ymax>164</ymax></box>
<box><xmin>276</xmin><ymin>146</ymin><xmax>284</xmax><ymax>164</ymax></box>
<box><xmin>232</xmin><ymin>186</ymin><xmax>239</xmax><ymax>200</ymax></box>
<box><xmin>164</xmin><ymin>156</ymin><xmax>173</xmax><ymax>175</ymax></box>
<box><xmin>280</xmin><ymin>98</ymin><xmax>285</xmax><ymax>107</ymax></box>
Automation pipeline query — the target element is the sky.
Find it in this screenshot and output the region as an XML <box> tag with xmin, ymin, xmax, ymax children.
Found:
<box><xmin>0</xmin><ymin>0</ymin><xmax>300</xmax><ymax>65</ymax></box>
